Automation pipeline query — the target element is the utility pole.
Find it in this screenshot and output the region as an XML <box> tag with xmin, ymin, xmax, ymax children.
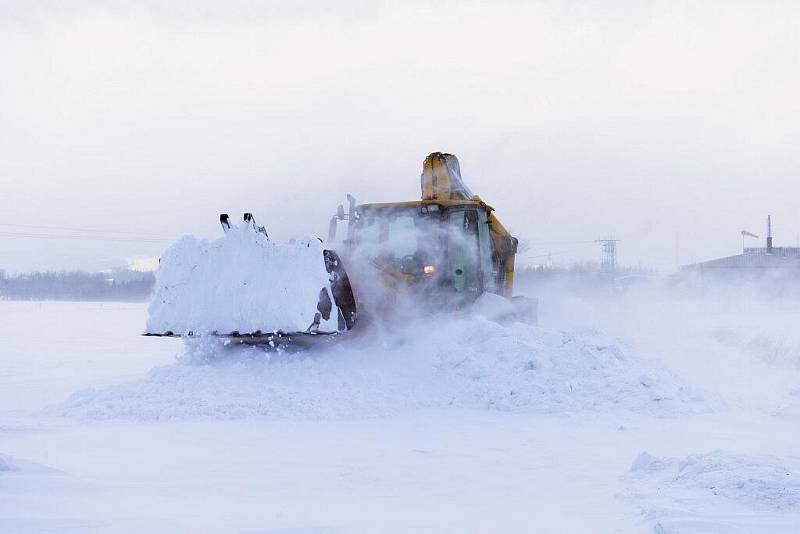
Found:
<box><xmin>766</xmin><ymin>215</ymin><xmax>773</xmax><ymax>253</ymax></box>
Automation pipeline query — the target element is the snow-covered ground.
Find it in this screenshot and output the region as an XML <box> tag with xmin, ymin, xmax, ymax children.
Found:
<box><xmin>1</xmin><ymin>293</ymin><xmax>799</xmax><ymax>533</ymax></box>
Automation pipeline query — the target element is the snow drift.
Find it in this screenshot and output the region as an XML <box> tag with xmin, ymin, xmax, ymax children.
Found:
<box><xmin>629</xmin><ymin>450</ymin><xmax>800</xmax><ymax>512</ymax></box>
<box><xmin>625</xmin><ymin>450</ymin><xmax>800</xmax><ymax>532</ymax></box>
<box><xmin>146</xmin><ymin>226</ymin><xmax>340</xmax><ymax>336</ymax></box>
<box><xmin>0</xmin><ymin>454</ymin><xmax>62</xmax><ymax>475</ymax></box>
<box><xmin>0</xmin><ymin>455</ymin><xmax>17</xmax><ymax>472</ymax></box>
<box><xmin>52</xmin><ymin>314</ymin><xmax>711</xmax><ymax>421</ymax></box>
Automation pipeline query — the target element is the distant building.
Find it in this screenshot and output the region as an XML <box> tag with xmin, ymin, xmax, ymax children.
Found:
<box><xmin>680</xmin><ymin>216</ymin><xmax>800</xmax><ymax>279</ymax></box>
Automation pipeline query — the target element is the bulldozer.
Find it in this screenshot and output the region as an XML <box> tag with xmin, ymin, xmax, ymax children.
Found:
<box><xmin>145</xmin><ymin>152</ymin><xmax>535</xmax><ymax>346</ymax></box>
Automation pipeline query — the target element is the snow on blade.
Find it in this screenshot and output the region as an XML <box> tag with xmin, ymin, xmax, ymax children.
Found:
<box><xmin>146</xmin><ymin>225</ymin><xmax>338</xmax><ymax>336</ymax></box>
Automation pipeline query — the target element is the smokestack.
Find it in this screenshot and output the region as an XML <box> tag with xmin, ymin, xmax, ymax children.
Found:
<box><xmin>767</xmin><ymin>215</ymin><xmax>773</xmax><ymax>253</ymax></box>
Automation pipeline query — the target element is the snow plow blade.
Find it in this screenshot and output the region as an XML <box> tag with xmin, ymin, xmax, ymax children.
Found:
<box><xmin>142</xmin><ymin>330</ymin><xmax>344</xmax><ymax>350</ymax></box>
<box><xmin>144</xmin><ymin>219</ymin><xmax>356</xmax><ymax>343</ymax></box>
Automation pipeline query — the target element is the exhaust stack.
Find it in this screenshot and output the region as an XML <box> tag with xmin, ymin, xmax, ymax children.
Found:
<box><xmin>421</xmin><ymin>152</ymin><xmax>474</xmax><ymax>201</ymax></box>
<box><xmin>767</xmin><ymin>215</ymin><xmax>773</xmax><ymax>253</ymax></box>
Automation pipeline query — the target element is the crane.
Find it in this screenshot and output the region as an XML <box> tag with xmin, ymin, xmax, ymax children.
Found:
<box><xmin>741</xmin><ymin>230</ymin><xmax>759</xmax><ymax>252</ymax></box>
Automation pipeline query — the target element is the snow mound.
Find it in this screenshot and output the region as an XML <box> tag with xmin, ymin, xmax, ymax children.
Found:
<box><xmin>625</xmin><ymin>450</ymin><xmax>800</xmax><ymax>532</ymax></box>
<box><xmin>146</xmin><ymin>226</ymin><xmax>340</xmax><ymax>335</ymax></box>
<box><xmin>0</xmin><ymin>454</ymin><xmax>62</xmax><ymax>475</ymax></box>
<box><xmin>51</xmin><ymin>316</ymin><xmax>711</xmax><ymax>421</ymax></box>
<box><xmin>0</xmin><ymin>454</ymin><xmax>18</xmax><ymax>472</ymax></box>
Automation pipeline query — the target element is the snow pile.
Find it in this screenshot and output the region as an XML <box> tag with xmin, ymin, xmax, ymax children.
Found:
<box><xmin>625</xmin><ymin>450</ymin><xmax>800</xmax><ymax>532</ymax></box>
<box><xmin>0</xmin><ymin>454</ymin><xmax>61</xmax><ymax>475</ymax></box>
<box><xmin>629</xmin><ymin>450</ymin><xmax>800</xmax><ymax>511</ymax></box>
<box><xmin>52</xmin><ymin>315</ymin><xmax>711</xmax><ymax>421</ymax></box>
<box><xmin>146</xmin><ymin>226</ymin><xmax>339</xmax><ymax>335</ymax></box>
<box><xmin>0</xmin><ymin>455</ymin><xmax>18</xmax><ymax>472</ymax></box>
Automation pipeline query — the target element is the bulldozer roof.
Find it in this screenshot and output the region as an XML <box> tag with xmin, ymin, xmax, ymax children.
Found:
<box><xmin>357</xmin><ymin>197</ymin><xmax>495</xmax><ymax>212</ymax></box>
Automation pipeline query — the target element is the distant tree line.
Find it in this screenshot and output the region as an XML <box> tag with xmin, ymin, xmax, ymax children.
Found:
<box><xmin>0</xmin><ymin>269</ymin><xmax>155</xmax><ymax>301</ymax></box>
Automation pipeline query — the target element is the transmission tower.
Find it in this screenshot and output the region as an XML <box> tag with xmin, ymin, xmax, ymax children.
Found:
<box><xmin>595</xmin><ymin>239</ymin><xmax>619</xmax><ymax>278</ymax></box>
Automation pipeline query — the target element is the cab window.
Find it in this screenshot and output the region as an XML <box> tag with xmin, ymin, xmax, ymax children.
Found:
<box><xmin>446</xmin><ymin>210</ymin><xmax>481</xmax><ymax>295</ymax></box>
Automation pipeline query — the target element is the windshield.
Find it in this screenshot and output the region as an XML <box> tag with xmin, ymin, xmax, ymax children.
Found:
<box><xmin>353</xmin><ymin>207</ymin><xmax>444</xmax><ymax>275</ymax></box>
<box><xmin>350</xmin><ymin>205</ymin><xmax>493</xmax><ymax>300</ymax></box>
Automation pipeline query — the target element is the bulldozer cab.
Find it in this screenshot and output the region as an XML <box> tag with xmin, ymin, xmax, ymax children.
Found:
<box><xmin>346</xmin><ymin>201</ymin><xmax>497</xmax><ymax>302</ymax></box>
<box><xmin>326</xmin><ymin>152</ymin><xmax>519</xmax><ymax>313</ymax></box>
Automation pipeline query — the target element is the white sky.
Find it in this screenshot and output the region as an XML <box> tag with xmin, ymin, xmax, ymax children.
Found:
<box><xmin>1</xmin><ymin>0</ymin><xmax>798</xmax><ymax>273</ymax></box>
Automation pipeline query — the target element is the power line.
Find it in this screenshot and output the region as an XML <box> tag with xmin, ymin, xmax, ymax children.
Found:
<box><xmin>520</xmin><ymin>240</ymin><xmax>597</xmax><ymax>257</ymax></box>
<box><xmin>0</xmin><ymin>222</ymin><xmax>172</xmax><ymax>238</ymax></box>
<box><xmin>0</xmin><ymin>231</ymin><xmax>171</xmax><ymax>244</ymax></box>
<box><xmin>524</xmin><ymin>240</ymin><xmax>597</xmax><ymax>246</ymax></box>
<box><xmin>521</xmin><ymin>245</ymin><xmax>597</xmax><ymax>260</ymax></box>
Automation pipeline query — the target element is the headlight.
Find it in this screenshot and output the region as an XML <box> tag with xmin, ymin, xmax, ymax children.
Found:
<box><xmin>423</xmin><ymin>265</ymin><xmax>435</xmax><ymax>275</ymax></box>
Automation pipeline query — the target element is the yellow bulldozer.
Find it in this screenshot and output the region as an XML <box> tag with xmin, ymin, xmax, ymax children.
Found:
<box><xmin>145</xmin><ymin>152</ymin><xmax>535</xmax><ymax>346</ymax></box>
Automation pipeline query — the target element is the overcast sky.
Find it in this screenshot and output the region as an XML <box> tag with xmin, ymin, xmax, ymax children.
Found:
<box><xmin>1</xmin><ymin>0</ymin><xmax>798</xmax><ymax>273</ymax></box>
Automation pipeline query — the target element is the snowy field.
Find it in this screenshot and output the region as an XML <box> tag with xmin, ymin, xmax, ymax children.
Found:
<box><xmin>1</xmin><ymin>294</ymin><xmax>800</xmax><ymax>533</ymax></box>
